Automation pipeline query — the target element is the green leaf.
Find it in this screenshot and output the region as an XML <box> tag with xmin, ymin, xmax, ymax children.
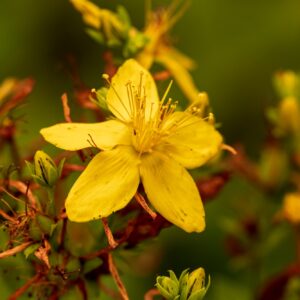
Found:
<box><xmin>24</xmin><ymin>243</ymin><xmax>40</xmax><ymax>259</ymax></box>
<box><xmin>85</xmin><ymin>28</ymin><xmax>105</xmax><ymax>44</ymax></box>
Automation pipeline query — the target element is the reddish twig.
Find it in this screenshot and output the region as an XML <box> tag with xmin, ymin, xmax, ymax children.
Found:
<box><xmin>108</xmin><ymin>253</ymin><xmax>129</xmax><ymax>300</ymax></box>
<box><xmin>102</xmin><ymin>218</ymin><xmax>118</xmax><ymax>248</ymax></box>
<box><xmin>144</xmin><ymin>288</ymin><xmax>160</xmax><ymax>300</ymax></box>
<box><xmin>257</xmin><ymin>263</ymin><xmax>300</xmax><ymax>300</ymax></box>
<box><xmin>1</xmin><ymin>179</ymin><xmax>37</xmax><ymax>208</ymax></box>
<box><xmin>0</xmin><ymin>209</ymin><xmax>18</xmax><ymax>224</ymax></box>
<box><xmin>135</xmin><ymin>193</ymin><xmax>157</xmax><ymax>220</ymax></box>
<box><xmin>0</xmin><ymin>241</ymin><xmax>32</xmax><ymax>259</ymax></box>
<box><xmin>8</xmin><ymin>273</ymin><xmax>41</xmax><ymax>300</ymax></box>
<box><xmin>74</xmin><ymin>278</ymin><xmax>88</xmax><ymax>300</ymax></box>
<box><xmin>61</xmin><ymin>93</ymin><xmax>72</xmax><ymax>123</ymax></box>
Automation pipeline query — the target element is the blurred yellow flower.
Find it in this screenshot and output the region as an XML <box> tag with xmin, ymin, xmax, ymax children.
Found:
<box><xmin>71</xmin><ymin>0</ymin><xmax>204</xmax><ymax>107</ymax></box>
<box><xmin>70</xmin><ymin>0</ymin><xmax>124</xmax><ymax>43</ymax></box>
<box><xmin>283</xmin><ymin>193</ymin><xmax>300</xmax><ymax>224</ymax></box>
<box><xmin>40</xmin><ymin>59</ymin><xmax>222</xmax><ymax>233</ymax></box>
<box><xmin>136</xmin><ymin>1</ymin><xmax>204</xmax><ymax>106</ymax></box>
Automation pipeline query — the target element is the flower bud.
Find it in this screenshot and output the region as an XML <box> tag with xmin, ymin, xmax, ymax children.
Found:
<box><xmin>186</xmin><ymin>268</ymin><xmax>210</xmax><ymax>300</ymax></box>
<box><xmin>156</xmin><ymin>268</ymin><xmax>210</xmax><ymax>300</ymax></box>
<box><xmin>156</xmin><ymin>270</ymin><xmax>180</xmax><ymax>299</ymax></box>
<box><xmin>27</xmin><ymin>151</ymin><xmax>64</xmax><ymax>188</ymax></box>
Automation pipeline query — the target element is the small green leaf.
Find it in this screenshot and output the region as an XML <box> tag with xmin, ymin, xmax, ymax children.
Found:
<box><xmin>24</xmin><ymin>243</ymin><xmax>40</xmax><ymax>259</ymax></box>
<box><xmin>86</xmin><ymin>28</ymin><xmax>105</xmax><ymax>44</ymax></box>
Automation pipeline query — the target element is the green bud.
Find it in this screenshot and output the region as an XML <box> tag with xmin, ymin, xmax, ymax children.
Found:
<box><xmin>156</xmin><ymin>271</ymin><xmax>180</xmax><ymax>299</ymax></box>
<box><xmin>155</xmin><ymin>268</ymin><xmax>210</xmax><ymax>300</ymax></box>
<box><xmin>27</xmin><ymin>150</ymin><xmax>64</xmax><ymax>188</ymax></box>
<box><xmin>186</xmin><ymin>268</ymin><xmax>210</xmax><ymax>300</ymax></box>
<box><xmin>156</xmin><ymin>268</ymin><xmax>210</xmax><ymax>300</ymax></box>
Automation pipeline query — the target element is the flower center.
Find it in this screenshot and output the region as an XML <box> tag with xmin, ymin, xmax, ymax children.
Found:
<box><xmin>126</xmin><ymin>77</ymin><xmax>177</xmax><ymax>154</ymax></box>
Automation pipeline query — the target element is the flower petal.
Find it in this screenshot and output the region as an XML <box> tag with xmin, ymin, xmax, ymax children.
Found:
<box><xmin>106</xmin><ymin>59</ymin><xmax>159</xmax><ymax>122</ymax></box>
<box><xmin>66</xmin><ymin>146</ymin><xmax>140</xmax><ymax>222</ymax></box>
<box><xmin>140</xmin><ymin>151</ymin><xmax>205</xmax><ymax>233</ymax></box>
<box><xmin>156</xmin><ymin>50</ymin><xmax>200</xmax><ymax>104</ymax></box>
<box><xmin>158</xmin><ymin>112</ymin><xmax>223</xmax><ymax>169</ymax></box>
<box><xmin>40</xmin><ymin>120</ymin><xmax>131</xmax><ymax>151</ymax></box>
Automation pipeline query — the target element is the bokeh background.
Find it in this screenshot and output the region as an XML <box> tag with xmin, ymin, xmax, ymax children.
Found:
<box><xmin>1</xmin><ymin>0</ymin><xmax>300</xmax><ymax>299</ymax></box>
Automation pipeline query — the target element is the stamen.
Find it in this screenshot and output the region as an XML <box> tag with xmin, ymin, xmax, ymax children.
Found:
<box><xmin>161</xmin><ymin>80</ymin><xmax>173</xmax><ymax>105</ymax></box>
<box><xmin>87</xmin><ymin>134</ymin><xmax>98</xmax><ymax>148</ymax></box>
<box><xmin>102</xmin><ymin>73</ymin><xmax>132</xmax><ymax>119</ymax></box>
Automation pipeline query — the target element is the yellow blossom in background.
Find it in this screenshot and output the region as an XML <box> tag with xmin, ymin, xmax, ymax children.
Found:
<box><xmin>282</xmin><ymin>193</ymin><xmax>300</xmax><ymax>224</ymax></box>
<box><xmin>136</xmin><ymin>0</ymin><xmax>204</xmax><ymax>107</ymax></box>
<box><xmin>70</xmin><ymin>0</ymin><xmax>124</xmax><ymax>44</ymax></box>
<box><xmin>40</xmin><ymin>59</ymin><xmax>222</xmax><ymax>233</ymax></box>
<box><xmin>268</xmin><ymin>71</ymin><xmax>300</xmax><ymax>139</ymax></box>
<box><xmin>70</xmin><ymin>0</ymin><xmax>205</xmax><ymax>107</ymax></box>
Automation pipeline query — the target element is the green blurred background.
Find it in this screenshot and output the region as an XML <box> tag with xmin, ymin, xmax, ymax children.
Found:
<box><xmin>1</xmin><ymin>0</ymin><xmax>300</xmax><ymax>299</ymax></box>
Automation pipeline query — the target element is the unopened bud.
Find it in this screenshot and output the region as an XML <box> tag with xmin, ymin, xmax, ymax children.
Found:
<box><xmin>156</xmin><ymin>270</ymin><xmax>180</xmax><ymax>299</ymax></box>
<box><xmin>156</xmin><ymin>268</ymin><xmax>210</xmax><ymax>300</ymax></box>
<box><xmin>27</xmin><ymin>151</ymin><xmax>64</xmax><ymax>188</ymax></box>
<box><xmin>186</xmin><ymin>268</ymin><xmax>210</xmax><ymax>300</ymax></box>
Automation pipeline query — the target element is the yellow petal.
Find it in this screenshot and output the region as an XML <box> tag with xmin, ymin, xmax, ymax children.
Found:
<box><xmin>140</xmin><ymin>151</ymin><xmax>205</xmax><ymax>233</ymax></box>
<box><xmin>66</xmin><ymin>146</ymin><xmax>140</xmax><ymax>222</ymax></box>
<box><xmin>40</xmin><ymin>120</ymin><xmax>131</xmax><ymax>151</ymax></box>
<box><xmin>158</xmin><ymin>112</ymin><xmax>222</xmax><ymax>169</ymax></box>
<box><xmin>106</xmin><ymin>59</ymin><xmax>159</xmax><ymax>122</ymax></box>
<box><xmin>156</xmin><ymin>51</ymin><xmax>201</xmax><ymax>104</ymax></box>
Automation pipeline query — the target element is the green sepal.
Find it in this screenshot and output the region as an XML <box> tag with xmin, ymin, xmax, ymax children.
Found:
<box><xmin>57</xmin><ymin>157</ymin><xmax>65</xmax><ymax>178</ymax></box>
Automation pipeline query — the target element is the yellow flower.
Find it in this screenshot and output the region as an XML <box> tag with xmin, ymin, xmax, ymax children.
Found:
<box><xmin>70</xmin><ymin>0</ymin><xmax>124</xmax><ymax>42</ymax></box>
<box><xmin>136</xmin><ymin>1</ymin><xmax>203</xmax><ymax>106</ymax></box>
<box><xmin>40</xmin><ymin>59</ymin><xmax>222</xmax><ymax>233</ymax></box>
<box><xmin>283</xmin><ymin>193</ymin><xmax>300</xmax><ymax>224</ymax></box>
